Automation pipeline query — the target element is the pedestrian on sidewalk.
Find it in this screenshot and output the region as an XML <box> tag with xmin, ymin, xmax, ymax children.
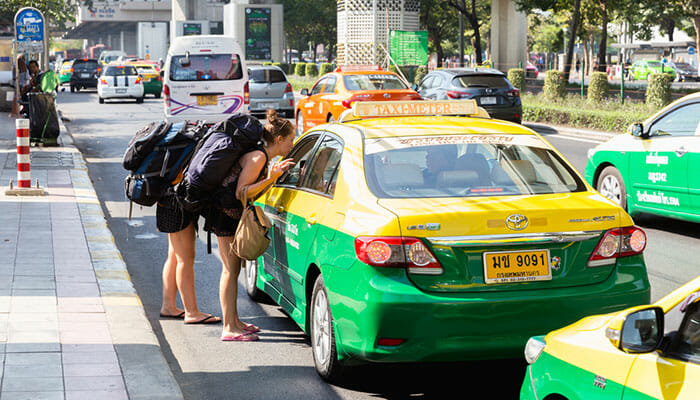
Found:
<box><xmin>157</xmin><ymin>191</ymin><xmax>222</xmax><ymax>324</ymax></box>
<box><xmin>205</xmin><ymin>110</ymin><xmax>295</xmax><ymax>342</ymax></box>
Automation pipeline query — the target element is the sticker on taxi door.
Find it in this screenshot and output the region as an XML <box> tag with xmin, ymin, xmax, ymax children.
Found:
<box><xmin>482</xmin><ymin>249</ymin><xmax>552</xmax><ymax>284</ymax></box>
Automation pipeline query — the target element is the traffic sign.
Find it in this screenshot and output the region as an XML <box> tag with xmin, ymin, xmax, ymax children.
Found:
<box><xmin>689</xmin><ymin>47</ymin><xmax>696</xmax><ymax>55</ymax></box>
<box><xmin>14</xmin><ymin>7</ymin><xmax>46</xmax><ymax>53</ymax></box>
<box><xmin>390</xmin><ymin>30</ymin><xmax>428</xmax><ymax>65</ymax></box>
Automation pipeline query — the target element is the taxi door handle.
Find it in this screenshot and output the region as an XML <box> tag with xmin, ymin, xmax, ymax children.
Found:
<box><xmin>306</xmin><ymin>217</ymin><xmax>317</xmax><ymax>225</ymax></box>
<box><xmin>675</xmin><ymin>146</ymin><xmax>688</xmax><ymax>157</ymax></box>
<box><xmin>276</xmin><ymin>205</ymin><xmax>285</xmax><ymax>213</ymax></box>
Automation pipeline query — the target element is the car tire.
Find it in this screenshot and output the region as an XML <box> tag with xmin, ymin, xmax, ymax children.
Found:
<box><xmin>244</xmin><ymin>259</ymin><xmax>268</xmax><ymax>302</ymax></box>
<box><xmin>70</xmin><ymin>85</ymin><xmax>75</xmax><ymax>93</ymax></box>
<box><xmin>136</xmin><ymin>96</ymin><xmax>144</xmax><ymax>104</ymax></box>
<box><xmin>597</xmin><ymin>166</ymin><xmax>627</xmax><ymax>210</ymax></box>
<box><xmin>155</xmin><ymin>92</ymin><xmax>161</xmax><ymax>99</ymax></box>
<box><xmin>296</xmin><ymin>111</ymin><xmax>304</xmax><ymax>136</ymax></box>
<box><xmin>310</xmin><ymin>275</ymin><xmax>344</xmax><ymax>382</ymax></box>
<box><xmin>98</xmin><ymin>97</ymin><xmax>104</xmax><ymax>104</ymax></box>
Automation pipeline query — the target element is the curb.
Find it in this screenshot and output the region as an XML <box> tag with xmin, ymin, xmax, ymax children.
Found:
<box><xmin>523</xmin><ymin>121</ymin><xmax>617</xmax><ymax>142</ymax></box>
<box><xmin>57</xmin><ymin>110</ymin><xmax>185</xmax><ymax>400</ymax></box>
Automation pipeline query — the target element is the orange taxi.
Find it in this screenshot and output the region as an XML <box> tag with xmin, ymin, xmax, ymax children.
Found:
<box><xmin>295</xmin><ymin>67</ymin><xmax>421</xmax><ymax>134</ymax></box>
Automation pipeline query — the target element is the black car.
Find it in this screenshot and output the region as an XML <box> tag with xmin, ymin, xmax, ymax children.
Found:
<box><xmin>417</xmin><ymin>68</ymin><xmax>522</xmax><ymax>123</ymax></box>
<box><xmin>70</xmin><ymin>58</ymin><xmax>100</xmax><ymax>92</ymax></box>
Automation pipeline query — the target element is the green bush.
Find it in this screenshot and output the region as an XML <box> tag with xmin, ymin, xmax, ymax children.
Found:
<box><xmin>289</xmin><ymin>63</ymin><xmax>297</xmax><ymax>75</ymax></box>
<box><xmin>646</xmin><ymin>73</ymin><xmax>672</xmax><ymax>108</ymax></box>
<box><xmin>305</xmin><ymin>63</ymin><xmax>319</xmax><ymax>77</ymax></box>
<box><xmin>278</xmin><ymin>63</ymin><xmax>290</xmax><ymax>74</ymax></box>
<box><xmin>587</xmin><ymin>72</ymin><xmax>609</xmax><ymax>103</ymax></box>
<box><xmin>543</xmin><ymin>70</ymin><xmax>566</xmax><ymax>100</ymax></box>
<box><xmin>414</xmin><ymin>66</ymin><xmax>428</xmax><ymax>85</ymax></box>
<box><xmin>319</xmin><ymin>63</ymin><xmax>334</xmax><ymax>75</ymax></box>
<box><xmin>507</xmin><ymin>68</ymin><xmax>525</xmax><ymax>91</ymax></box>
<box><xmin>295</xmin><ymin>62</ymin><xmax>306</xmax><ymax>77</ymax></box>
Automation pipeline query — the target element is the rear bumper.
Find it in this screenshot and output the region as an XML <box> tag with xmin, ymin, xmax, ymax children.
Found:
<box><xmin>98</xmin><ymin>86</ymin><xmax>144</xmax><ymax>99</ymax></box>
<box><xmin>483</xmin><ymin>105</ymin><xmax>522</xmax><ymax>123</ymax></box>
<box><xmin>249</xmin><ymin>97</ymin><xmax>294</xmax><ymax>114</ymax></box>
<box><xmin>70</xmin><ymin>78</ymin><xmax>97</xmax><ymax>87</ymax></box>
<box><xmin>330</xmin><ymin>256</ymin><xmax>649</xmax><ymax>363</ymax></box>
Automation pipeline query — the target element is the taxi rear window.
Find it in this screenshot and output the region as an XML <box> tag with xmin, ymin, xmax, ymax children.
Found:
<box><xmin>363</xmin><ymin>135</ymin><xmax>586</xmax><ymax>198</ymax></box>
<box><xmin>344</xmin><ymin>74</ymin><xmax>408</xmax><ymax>91</ymax></box>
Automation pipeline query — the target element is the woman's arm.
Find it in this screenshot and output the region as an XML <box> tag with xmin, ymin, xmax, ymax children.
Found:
<box><xmin>235</xmin><ymin>151</ymin><xmax>294</xmax><ymax>202</ymax></box>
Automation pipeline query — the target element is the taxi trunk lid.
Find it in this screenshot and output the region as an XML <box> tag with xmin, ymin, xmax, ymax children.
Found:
<box><xmin>350</xmin><ymin>89</ymin><xmax>421</xmax><ymax>102</ymax></box>
<box><xmin>377</xmin><ymin>192</ymin><xmax>623</xmax><ymax>293</ymax></box>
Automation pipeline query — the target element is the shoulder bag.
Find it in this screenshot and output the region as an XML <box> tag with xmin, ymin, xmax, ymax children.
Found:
<box><xmin>230</xmin><ymin>185</ymin><xmax>272</xmax><ymax>260</ymax></box>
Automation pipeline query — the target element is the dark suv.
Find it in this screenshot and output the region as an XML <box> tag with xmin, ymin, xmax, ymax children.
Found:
<box><xmin>417</xmin><ymin>68</ymin><xmax>522</xmax><ymax>123</ymax></box>
<box><xmin>70</xmin><ymin>58</ymin><xmax>100</xmax><ymax>92</ymax></box>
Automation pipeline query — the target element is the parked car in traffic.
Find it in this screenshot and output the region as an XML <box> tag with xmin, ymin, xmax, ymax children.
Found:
<box><xmin>127</xmin><ymin>62</ymin><xmax>162</xmax><ymax>98</ymax></box>
<box><xmin>417</xmin><ymin>68</ymin><xmax>522</xmax><ymax>123</ymax></box>
<box><xmin>585</xmin><ymin>92</ymin><xmax>700</xmax><ymax>223</ymax></box>
<box><xmin>295</xmin><ymin>67</ymin><xmax>421</xmax><ymax>135</ymax></box>
<box><xmin>521</xmin><ymin>274</ymin><xmax>700</xmax><ymax>400</ymax></box>
<box><xmin>246</xmin><ymin>99</ymin><xmax>650</xmax><ymax>381</ymax></box>
<box><xmin>97</xmin><ymin>64</ymin><xmax>144</xmax><ymax>104</ymax></box>
<box><xmin>70</xmin><ymin>58</ymin><xmax>100</xmax><ymax>92</ymax></box>
<box><xmin>629</xmin><ymin>60</ymin><xmax>677</xmax><ymax>81</ymax></box>
<box><xmin>58</xmin><ymin>59</ymin><xmax>73</xmax><ymax>85</ymax></box>
<box><xmin>248</xmin><ymin>65</ymin><xmax>294</xmax><ymax>118</ymax></box>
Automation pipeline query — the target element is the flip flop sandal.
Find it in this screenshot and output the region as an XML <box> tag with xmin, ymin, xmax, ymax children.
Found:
<box><xmin>221</xmin><ymin>332</ymin><xmax>260</xmax><ymax>342</ymax></box>
<box><xmin>244</xmin><ymin>324</ymin><xmax>261</xmax><ymax>333</ymax></box>
<box><xmin>159</xmin><ymin>311</ymin><xmax>185</xmax><ymax>319</ymax></box>
<box><xmin>185</xmin><ymin>315</ymin><xmax>222</xmax><ymax>325</ymax></box>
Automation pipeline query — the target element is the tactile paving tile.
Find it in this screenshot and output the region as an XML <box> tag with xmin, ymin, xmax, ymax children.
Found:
<box><xmin>4</xmin><ymin>152</ymin><xmax>75</xmax><ymax>169</ymax></box>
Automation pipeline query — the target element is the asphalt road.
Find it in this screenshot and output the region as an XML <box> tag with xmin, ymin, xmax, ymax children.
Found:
<box><xmin>56</xmin><ymin>89</ymin><xmax>699</xmax><ymax>399</ymax></box>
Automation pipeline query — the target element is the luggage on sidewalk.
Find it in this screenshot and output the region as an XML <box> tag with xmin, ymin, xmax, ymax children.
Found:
<box><xmin>123</xmin><ymin>120</ymin><xmax>209</xmax><ymax>207</ymax></box>
<box><xmin>28</xmin><ymin>92</ymin><xmax>60</xmax><ymax>145</ymax></box>
<box><xmin>174</xmin><ymin>113</ymin><xmax>265</xmax><ymax>213</ymax></box>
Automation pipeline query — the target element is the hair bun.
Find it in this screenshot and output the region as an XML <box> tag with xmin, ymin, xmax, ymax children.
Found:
<box><xmin>266</xmin><ymin>109</ymin><xmax>278</xmax><ymax>123</ymax></box>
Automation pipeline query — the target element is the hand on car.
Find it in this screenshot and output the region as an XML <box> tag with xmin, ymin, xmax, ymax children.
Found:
<box><xmin>270</xmin><ymin>159</ymin><xmax>295</xmax><ymax>180</ymax></box>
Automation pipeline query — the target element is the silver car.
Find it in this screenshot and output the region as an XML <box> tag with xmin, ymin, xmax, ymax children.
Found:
<box><xmin>248</xmin><ymin>66</ymin><xmax>295</xmax><ymax>118</ymax></box>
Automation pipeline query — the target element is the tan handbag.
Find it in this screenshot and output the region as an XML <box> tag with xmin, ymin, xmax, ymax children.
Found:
<box><xmin>231</xmin><ymin>186</ymin><xmax>272</xmax><ymax>260</ymax></box>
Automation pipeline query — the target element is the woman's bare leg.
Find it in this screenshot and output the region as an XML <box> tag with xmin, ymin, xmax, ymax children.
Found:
<box><xmin>160</xmin><ymin>239</ymin><xmax>183</xmax><ymax>317</ymax></box>
<box><xmin>217</xmin><ymin>236</ymin><xmax>249</xmax><ymax>336</ymax></box>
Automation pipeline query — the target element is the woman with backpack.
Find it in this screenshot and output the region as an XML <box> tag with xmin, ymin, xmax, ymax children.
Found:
<box><xmin>205</xmin><ymin>110</ymin><xmax>295</xmax><ymax>341</ymax></box>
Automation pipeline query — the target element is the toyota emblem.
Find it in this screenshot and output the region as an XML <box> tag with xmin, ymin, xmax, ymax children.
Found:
<box><xmin>505</xmin><ymin>214</ymin><xmax>529</xmax><ymax>231</ymax></box>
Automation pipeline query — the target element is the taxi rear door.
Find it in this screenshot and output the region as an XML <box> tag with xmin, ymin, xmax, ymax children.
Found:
<box><xmin>272</xmin><ymin>133</ymin><xmax>345</xmax><ymax>309</ymax></box>
<box><xmin>301</xmin><ymin>77</ymin><xmax>327</xmax><ymax>130</ymax></box>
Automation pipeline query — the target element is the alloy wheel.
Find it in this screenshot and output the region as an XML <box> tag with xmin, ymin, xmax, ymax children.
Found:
<box><xmin>312</xmin><ymin>288</ymin><xmax>331</xmax><ymax>366</ymax></box>
<box><xmin>600</xmin><ymin>175</ymin><xmax>622</xmax><ymax>205</ymax></box>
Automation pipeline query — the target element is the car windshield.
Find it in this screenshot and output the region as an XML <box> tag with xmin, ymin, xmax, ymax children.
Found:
<box><xmin>647</xmin><ymin>61</ymin><xmax>662</xmax><ymax>68</ymax></box>
<box><xmin>363</xmin><ymin>134</ymin><xmax>586</xmax><ymax>198</ymax></box>
<box><xmin>102</xmin><ymin>55</ymin><xmax>122</xmax><ymax>63</ymax></box>
<box><xmin>73</xmin><ymin>60</ymin><xmax>98</xmax><ymax>71</ymax></box>
<box><xmin>104</xmin><ymin>66</ymin><xmax>137</xmax><ymax>76</ymax></box>
<box><xmin>135</xmin><ymin>66</ymin><xmax>156</xmax><ymax>75</ymax></box>
<box><xmin>453</xmin><ymin>75</ymin><xmax>510</xmax><ymax>88</ymax></box>
<box><xmin>169</xmin><ymin>54</ymin><xmax>243</xmax><ymax>81</ymax></box>
<box><xmin>249</xmin><ymin>69</ymin><xmax>286</xmax><ymax>83</ymax></box>
<box><xmin>344</xmin><ymin>74</ymin><xmax>408</xmax><ymax>91</ymax></box>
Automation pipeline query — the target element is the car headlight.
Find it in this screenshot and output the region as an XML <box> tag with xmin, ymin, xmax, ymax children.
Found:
<box><xmin>524</xmin><ymin>337</ymin><xmax>546</xmax><ymax>364</ymax></box>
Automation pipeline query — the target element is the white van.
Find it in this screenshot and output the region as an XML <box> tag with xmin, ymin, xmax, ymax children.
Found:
<box><xmin>163</xmin><ymin>35</ymin><xmax>248</xmax><ymax>121</ymax></box>
<box><xmin>98</xmin><ymin>50</ymin><xmax>126</xmax><ymax>66</ymax></box>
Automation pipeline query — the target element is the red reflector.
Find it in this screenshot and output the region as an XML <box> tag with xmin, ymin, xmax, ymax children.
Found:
<box><xmin>377</xmin><ymin>338</ymin><xmax>405</xmax><ymax>347</ymax></box>
<box><xmin>199</xmin><ymin>49</ymin><xmax>211</xmax><ymax>52</ymax></box>
<box><xmin>83</xmin><ymin>58</ymin><xmax>88</xmax><ymax>61</ymax></box>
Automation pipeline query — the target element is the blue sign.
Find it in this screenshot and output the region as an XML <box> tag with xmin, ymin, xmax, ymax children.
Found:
<box><xmin>689</xmin><ymin>47</ymin><xmax>696</xmax><ymax>55</ymax></box>
<box><xmin>15</xmin><ymin>8</ymin><xmax>44</xmax><ymax>42</ymax></box>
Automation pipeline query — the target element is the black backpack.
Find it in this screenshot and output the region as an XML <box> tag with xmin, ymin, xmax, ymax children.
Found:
<box><xmin>174</xmin><ymin>113</ymin><xmax>265</xmax><ymax>213</ymax></box>
<box><xmin>123</xmin><ymin>120</ymin><xmax>209</xmax><ymax>209</ymax></box>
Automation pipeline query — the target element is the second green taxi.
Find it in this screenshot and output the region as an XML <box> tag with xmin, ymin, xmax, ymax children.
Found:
<box><xmin>246</xmin><ymin>100</ymin><xmax>651</xmax><ymax>381</ymax></box>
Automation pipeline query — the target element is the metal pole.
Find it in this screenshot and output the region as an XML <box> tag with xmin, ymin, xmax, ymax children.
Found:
<box><xmin>459</xmin><ymin>13</ymin><xmax>464</xmax><ymax>67</ymax></box>
<box><xmin>620</xmin><ymin>63</ymin><xmax>625</xmax><ymax>104</ymax></box>
<box><xmin>581</xmin><ymin>59</ymin><xmax>585</xmax><ymax>97</ymax></box>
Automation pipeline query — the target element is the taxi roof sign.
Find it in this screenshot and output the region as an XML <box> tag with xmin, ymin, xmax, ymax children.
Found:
<box><xmin>350</xmin><ymin>100</ymin><xmax>489</xmax><ymax>119</ymax></box>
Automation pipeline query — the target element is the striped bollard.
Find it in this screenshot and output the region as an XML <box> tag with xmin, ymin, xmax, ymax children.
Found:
<box><xmin>16</xmin><ymin>119</ymin><xmax>31</xmax><ymax>188</ymax></box>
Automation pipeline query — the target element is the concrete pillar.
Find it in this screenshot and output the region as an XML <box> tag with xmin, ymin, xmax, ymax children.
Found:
<box><xmin>490</xmin><ymin>0</ymin><xmax>527</xmax><ymax>72</ymax></box>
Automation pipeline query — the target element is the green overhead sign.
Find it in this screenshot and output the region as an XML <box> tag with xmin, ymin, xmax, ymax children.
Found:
<box><xmin>390</xmin><ymin>30</ymin><xmax>428</xmax><ymax>65</ymax></box>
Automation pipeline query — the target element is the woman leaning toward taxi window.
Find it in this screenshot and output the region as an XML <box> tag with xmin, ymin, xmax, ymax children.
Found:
<box><xmin>205</xmin><ymin>110</ymin><xmax>295</xmax><ymax>342</ymax></box>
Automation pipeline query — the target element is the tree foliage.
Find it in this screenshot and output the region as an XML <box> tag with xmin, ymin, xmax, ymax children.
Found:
<box><xmin>0</xmin><ymin>0</ymin><xmax>77</xmax><ymax>31</ymax></box>
<box><xmin>280</xmin><ymin>0</ymin><xmax>336</xmax><ymax>62</ymax></box>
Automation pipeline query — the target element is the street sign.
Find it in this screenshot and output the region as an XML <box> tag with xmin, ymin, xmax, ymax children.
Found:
<box><xmin>15</xmin><ymin>7</ymin><xmax>45</xmax><ymax>53</ymax></box>
<box><xmin>390</xmin><ymin>30</ymin><xmax>428</xmax><ymax>65</ymax></box>
<box><xmin>689</xmin><ymin>47</ymin><xmax>696</xmax><ymax>55</ymax></box>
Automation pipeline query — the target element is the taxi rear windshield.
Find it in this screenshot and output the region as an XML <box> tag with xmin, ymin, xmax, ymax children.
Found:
<box><xmin>104</xmin><ymin>66</ymin><xmax>137</xmax><ymax>76</ymax></box>
<box><xmin>344</xmin><ymin>74</ymin><xmax>408</xmax><ymax>91</ymax></box>
<box><xmin>363</xmin><ymin>135</ymin><xmax>586</xmax><ymax>198</ymax></box>
<box><xmin>169</xmin><ymin>54</ymin><xmax>243</xmax><ymax>81</ymax></box>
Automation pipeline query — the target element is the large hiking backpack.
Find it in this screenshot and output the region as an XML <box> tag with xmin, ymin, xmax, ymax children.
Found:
<box><xmin>123</xmin><ymin>120</ymin><xmax>209</xmax><ymax>207</ymax></box>
<box><xmin>174</xmin><ymin>113</ymin><xmax>265</xmax><ymax>213</ymax></box>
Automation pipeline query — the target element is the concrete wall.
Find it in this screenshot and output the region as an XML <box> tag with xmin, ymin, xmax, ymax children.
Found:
<box><xmin>491</xmin><ymin>0</ymin><xmax>527</xmax><ymax>72</ymax></box>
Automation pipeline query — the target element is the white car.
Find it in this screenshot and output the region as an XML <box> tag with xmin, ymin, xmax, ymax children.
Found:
<box><xmin>97</xmin><ymin>65</ymin><xmax>145</xmax><ymax>104</ymax></box>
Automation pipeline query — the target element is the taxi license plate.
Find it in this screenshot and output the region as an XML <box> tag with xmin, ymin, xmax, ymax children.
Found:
<box><xmin>480</xmin><ymin>96</ymin><xmax>497</xmax><ymax>105</ymax></box>
<box><xmin>483</xmin><ymin>249</ymin><xmax>551</xmax><ymax>284</ymax></box>
<box><xmin>116</xmin><ymin>89</ymin><xmax>127</xmax><ymax>94</ymax></box>
<box><xmin>197</xmin><ymin>95</ymin><xmax>218</xmax><ymax>106</ymax></box>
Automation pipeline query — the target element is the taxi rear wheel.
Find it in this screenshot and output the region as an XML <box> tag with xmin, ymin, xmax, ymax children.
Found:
<box><xmin>310</xmin><ymin>276</ymin><xmax>343</xmax><ymax>382</ymax></box>
<box><xmin>98</xmin><ymin>97</ymin><xmax>104</xmax><ymax>104</ymax></box>
<box><xmin>244</xmin><ymin>259</ymin><xmax>266</xmax><ymax>302</ymax></box>
<box><xmin>296</xmin><ymin>111</ymin><xmax>304</xmax><ymax>136</ymax></box>
<box><xmin>597</xmin><ymin>166</ymin><xmax>627</xmax><ymax>209</ymax></box>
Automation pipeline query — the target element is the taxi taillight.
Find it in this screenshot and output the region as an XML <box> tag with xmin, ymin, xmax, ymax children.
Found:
<box><xmin>588</xmin><ymin>226</ymin><xmax>647</xmax><ymax>267</ymax></box>
<box><xmin>342</xmin><ymin>94</ymin><xmax>371</xmax><ymax>109</ymax></box>
<box><xmin>355</xmin><ymin>236</ymin><xmax>443</xmax><ymax>275</ymax></box>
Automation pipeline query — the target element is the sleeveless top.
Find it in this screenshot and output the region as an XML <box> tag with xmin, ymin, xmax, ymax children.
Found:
<box><xmin>221</xmin><ymin>148</ymin><xmax>269</xmax><ymax>219</ymax></box>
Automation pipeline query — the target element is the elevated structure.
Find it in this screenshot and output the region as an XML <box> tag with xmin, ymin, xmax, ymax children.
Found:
<box><xmin>490</xmin><ymin>0</ymin><xmax>527</xmax><ymax>72</ymax></box>
<box><xmin>337</xmin><ymin>0</ymin><xmax>419</xmax><ymax>66</ymax></box>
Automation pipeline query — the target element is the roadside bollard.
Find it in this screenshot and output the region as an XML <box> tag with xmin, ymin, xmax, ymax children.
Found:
<box><xmin>5</xmin><ymin>118</ymin><xmax>45</xmax><ymax>196</ymax></box>
<box><xmin>16</xmin><ymin>118</ymin><xmax>30</xmax><ymax>188</ymax></box>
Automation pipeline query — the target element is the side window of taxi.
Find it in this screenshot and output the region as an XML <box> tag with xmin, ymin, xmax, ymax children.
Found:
<box><xmin>310</xmin><ymin>78</ymin><xmax>326</xmax><ymax>96</ymax></box>
<box><xmin>323</xmin><ymin>76</ymin><xmax>337</xmax><ymax>93</ymax></box>
<box><xmin>649</xmin><ymin>102</ymin><xmax>700</xmax><ymax>137</ymax></box>
<box><xmin>667</xmin><ymin>301</ymin><xmax>700</xmax><ymax>362</ymax></box>
<box><xmin>301</xmin><ymin>135</ymin><xmax>343</xmax><ymax>196</ymax></box>
<box><xmin>277</xmin><ymin>135</ymin><xmax>321</xmax><ymax>187</ymax></box>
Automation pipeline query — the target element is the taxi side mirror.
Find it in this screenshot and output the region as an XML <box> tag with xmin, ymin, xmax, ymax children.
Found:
<box><xmin>606</xmin><ymin>306</ymin><xmax>663</xmax><ymax>353</ymax></box>
<box><xmin>628</xmin><ymin>123</ymin><xmax>644</xmax><ymax>138</ymax></box>
<box><xmin>300</xmin><ymin>88</ymin><xmax>309</xmax><ymax>96</ymax></box>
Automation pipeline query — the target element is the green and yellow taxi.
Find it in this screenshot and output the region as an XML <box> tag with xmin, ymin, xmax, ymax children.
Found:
<box><xmin>521</xmin><ymin>275</ymin><xmax>700</xmax><ymax>400</ymax></box>
<box><xmin>58</xmin><ymin>59</ymin><xmax>73</xmax><ymax>85</ymax></box>
<box><xmin>585</xmin><ymin>92</ymin><xmax>700</xmax><ymax>223</ymax></box>
<box><xmin>245</xmin><ymin>100</ymin><xmax>651</xmax><ymax>381</ymax></box>
<box><xmin>127</xmin><ymin>62</ymin><xmax>162</xmax><ymax>98</ymax></box>
<box><xmin>629</xmin><ymin>60</ymin><xmax>677</xmax><ymax>81</ymax></box>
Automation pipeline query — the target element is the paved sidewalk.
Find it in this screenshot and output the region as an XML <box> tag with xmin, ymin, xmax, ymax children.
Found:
<box><xmin>0</xmin><ymin>112</ymin><xmax>183</xmax><ymax>399</ymax></box>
